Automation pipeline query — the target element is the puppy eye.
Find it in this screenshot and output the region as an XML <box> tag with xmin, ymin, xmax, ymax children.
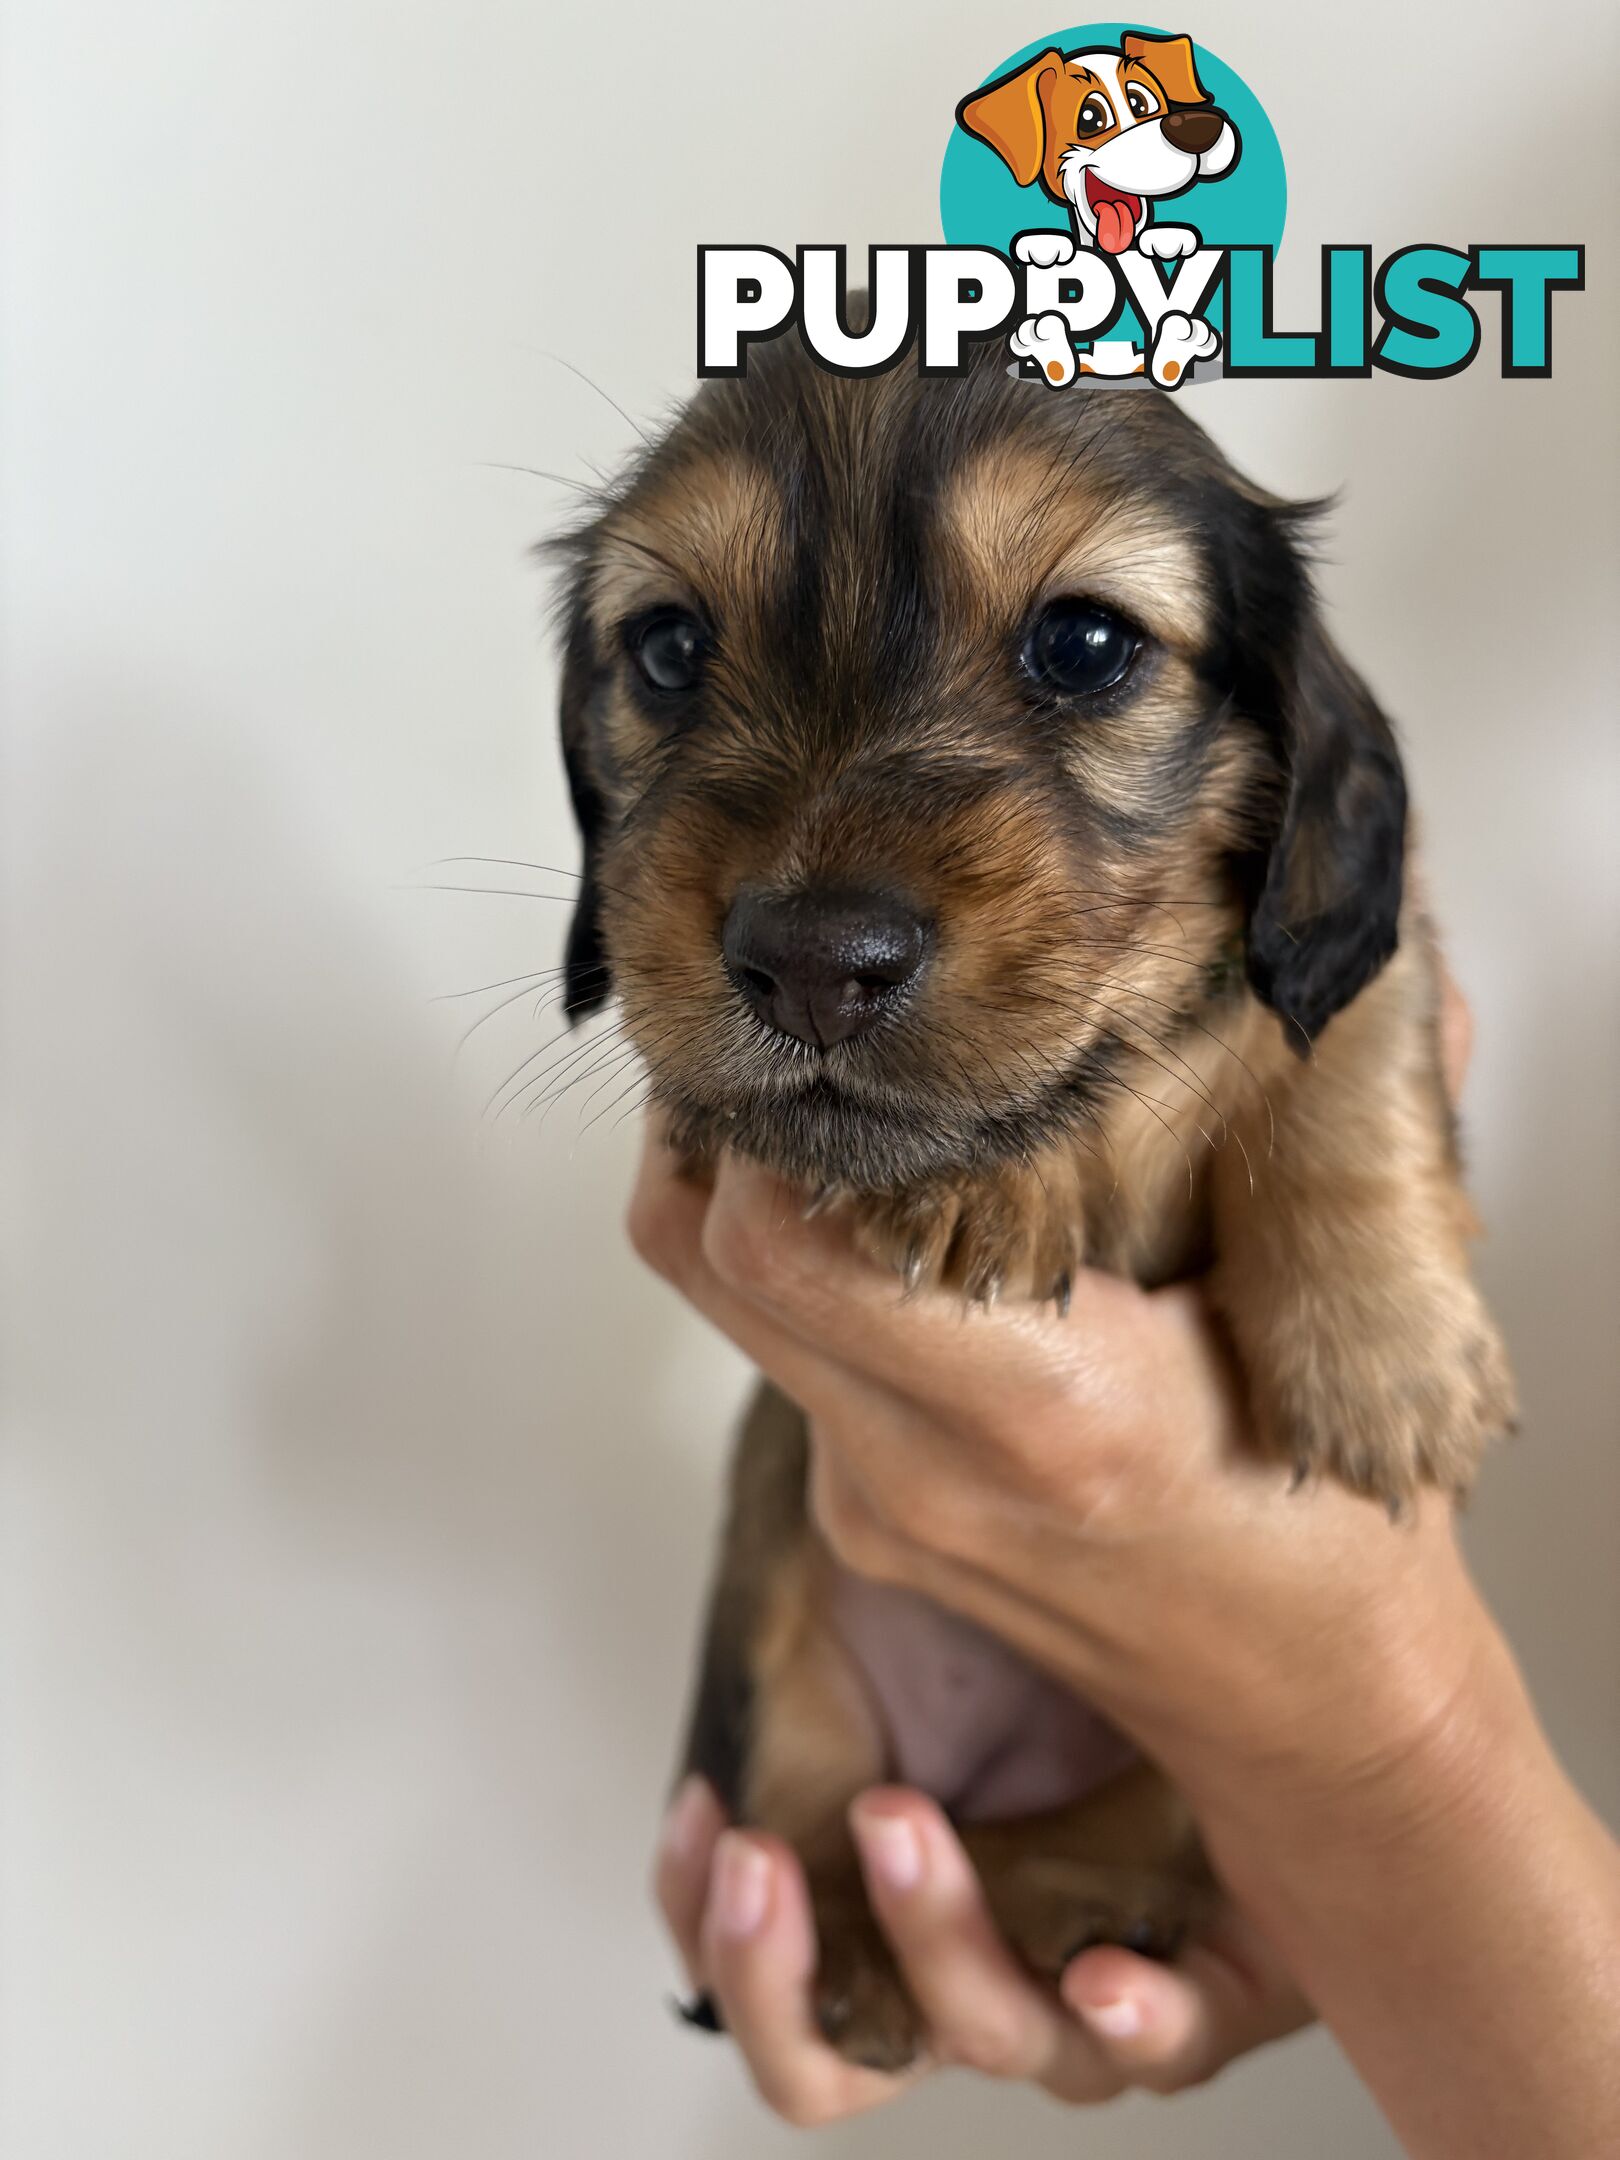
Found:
<box><xmin>1125</xmin><ymin>83</ymin><xmax>1159</xmax><ymax>119</ymax></box>
<box><xmin>627</xmin><ymin>608</ymin><xmax>707</xmax><ymax>695</ymax></box>
<box><xmin>1077</xmin><ymin>94</ymin><xmax>1114</xmax><ymax>136</ymax></box>
<box><xmin>1021</xmin><ymin>599</ymin><xmax>1141</xmax><ymax>699</ymax></box>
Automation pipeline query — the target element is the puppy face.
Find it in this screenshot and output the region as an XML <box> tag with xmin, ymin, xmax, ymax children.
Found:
<box><xmin>555</xmin><ymin>344</ymin><xmax>1404</xmax><ymax>1192</ymax></box>
<box><xmin>958</xmin><ymin>34</ymin><xmax>1239</xmax><ymax>252</ymax></box>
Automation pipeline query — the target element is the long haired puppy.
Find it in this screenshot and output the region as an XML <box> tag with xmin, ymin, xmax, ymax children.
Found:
<box><xmin>551</xmin><ymin>331</ymin><xmax>1514</xmax><ymax>2067</ymax></box>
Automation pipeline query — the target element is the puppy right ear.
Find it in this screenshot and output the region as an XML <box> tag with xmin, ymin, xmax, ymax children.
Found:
<box><xmin>1225</xmin><ymin>506</ymin><xmax>1408</xmax><ymax>1052</ymax></box>
<box><xmin>557</xmin><ymin>580</ymin><xmax>613</xmax><ymax>1022</ymax></box>
<box><xmin>956</xmin><ymin>49</ymin><xmax>1061</xmax><ymax>189</ymax></box>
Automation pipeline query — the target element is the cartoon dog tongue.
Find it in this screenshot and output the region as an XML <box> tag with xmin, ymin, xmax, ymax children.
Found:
<box><xmin>1085</xmin><ymin>175</ymin><xmax>1143</xmax><ymax>255</ymax></box>
<box><xmin>1095</xmin><ymin>197</ymin><xmax>1137</xmax><ymax>252</ymax></box>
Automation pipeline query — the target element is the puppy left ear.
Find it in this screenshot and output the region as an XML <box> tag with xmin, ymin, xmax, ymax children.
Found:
<box><xmin>1244</xmin><ymin>599</ymin><xmax>1408</xmax><ymax>1052</ymax></box>
<box><xmin>557</xmin><ymin>589</ymin><xmax>614</xmax><ymax>1022</ymax></box>
<box><xmin>1121</xmin><ymin>31</ymin><xmax>1211</xmax><ymax>107</ymax></box>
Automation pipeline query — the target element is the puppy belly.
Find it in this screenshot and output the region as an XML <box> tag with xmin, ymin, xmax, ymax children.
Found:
<box><xmin>828</xmin><ymin>1563</ymin><xmax>1136</xmax><ymax>1821</ymax></box>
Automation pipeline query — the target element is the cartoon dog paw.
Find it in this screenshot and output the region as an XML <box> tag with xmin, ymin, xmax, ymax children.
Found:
<box><xmin>1139</xmin><ymin>225</ymin><xmax>1201</xmax><ymax>262</ymax></box>
<box><xmin>1013</xmin><ymin>229</ymin><xmax>1077</xmax><ymax>270</ymax></box>
<box><xmin>1010</xmin><ymin>311</ymin><xmax>1077</xmax><ymax>387</ymax></box>
<box><xmin>1149</xmin><ymin>311</ymin><xmax>1219</xmax><ymax>387</ymax></box>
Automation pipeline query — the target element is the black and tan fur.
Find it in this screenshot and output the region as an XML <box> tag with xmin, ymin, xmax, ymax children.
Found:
<box><xmin>551</xmin><ymin>332</ymin><xmax>1515</xmax><ymax>2068</ymax></box>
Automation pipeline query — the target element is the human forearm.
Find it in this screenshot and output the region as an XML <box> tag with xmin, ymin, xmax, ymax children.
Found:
<box><xmin>1185</xmin><ymin>1602</ymin><xmax>1620</xmax><ymax>2160</ymax></box>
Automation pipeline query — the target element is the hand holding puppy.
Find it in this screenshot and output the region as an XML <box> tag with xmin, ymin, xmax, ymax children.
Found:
<box><xmin>636</xmin><ymin>988</ymin><xmax>1620</xmax><ymax>2151</ymax></box>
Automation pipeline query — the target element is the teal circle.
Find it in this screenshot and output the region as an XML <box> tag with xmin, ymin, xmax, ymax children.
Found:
<box><xmin>940</xmin><ymin>24</ymin><xmax>1285</xmax><ymax>277</ymax></box>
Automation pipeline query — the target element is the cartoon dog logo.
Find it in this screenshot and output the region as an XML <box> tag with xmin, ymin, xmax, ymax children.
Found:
<box><xmin>957</xmin><ymin>31</ymin><xmax>1240</xmax><ymax>386</ymax></box>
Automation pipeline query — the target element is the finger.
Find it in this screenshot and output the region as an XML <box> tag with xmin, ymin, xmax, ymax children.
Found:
<box><xmin>631</xmin><ymin>1125</ymin><xmax>1227</xmax><ymax>1504</ymax></box>
<box><xmin>1061</xmin><ymin>1928</ymin><xmax>1312</xmax><ymax>2092</ymax></box>
<box><xmin>850</xmin><ymin>1791</ymin><xmax>1112</xmax><ymax>2091</ymax></box>
<box><xmin>654</xmin><ymin>1774</ymin><xmax>726</xmax><ymax>1990</ymax></box>
<box><xmin>630</xmin><ymin>1127</ymin><xmax>989</xmax><ymax>1592</ymax></box>
<box><xmin>628</xmin><ymin>1123</ymin><xmax>900</xmax><ymax>1432</ymax></box>
<box><xmin>701</xmin><ymin>1830</ymin><xmax>909</xmax><ymax>2126</ymax></box>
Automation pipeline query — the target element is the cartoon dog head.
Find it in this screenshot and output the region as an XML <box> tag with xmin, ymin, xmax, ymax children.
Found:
<box><xmin>958</xmin><ymin>32</ymin><xmax>1239</xmax><ymax>254</ymax></box>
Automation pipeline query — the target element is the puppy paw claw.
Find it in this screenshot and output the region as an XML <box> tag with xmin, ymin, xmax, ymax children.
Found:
<box><xmin>672</xmin><ymin>1989</ymin><xmax>724</xmax><ymax>2034</ymax></box>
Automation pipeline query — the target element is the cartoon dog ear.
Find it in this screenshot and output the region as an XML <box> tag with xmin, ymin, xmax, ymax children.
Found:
<box><xmin>556</xmin><ymin>577</ymin><xmax>614</xmax><ymax>1022</ymax></box>
<box><xmin>1243</xmin><ymin>597</ymin><xmax>1409</xmax><ymax>1052</ymax></box>
<box><xmin>956</xmin><ymin>48</ymin><xmax>1063</xmax><ymax>188</ymax></box>
<box><xmin>1121</xmin><ymin>31</ymin><xmax>1211</xmax><ymax>107</ymax></box>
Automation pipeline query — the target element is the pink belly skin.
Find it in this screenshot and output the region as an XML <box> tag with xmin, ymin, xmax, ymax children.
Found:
<box><xmin>828</xmin><ymin>1563</ymin><xmax>1138</xmax><ymax>1821</ymax></box>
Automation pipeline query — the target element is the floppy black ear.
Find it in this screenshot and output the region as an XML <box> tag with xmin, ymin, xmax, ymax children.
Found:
<box><xmin>1238</xmin><ymin>546</ymin><xmax>1408</xmax><ymax>1052</ymax></box>
<box><xmin>557</xmin><ymin>587</ymin><xmax>614</xmax><ymax>1022</ymax></box>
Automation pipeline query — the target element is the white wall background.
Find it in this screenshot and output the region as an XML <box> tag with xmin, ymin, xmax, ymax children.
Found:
<box><xmin>3</xmin><ymin>3</ymin><xmax>1616</xmax><ymax>2155</ymax></box>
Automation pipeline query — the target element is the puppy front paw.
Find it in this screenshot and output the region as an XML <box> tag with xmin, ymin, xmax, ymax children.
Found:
<box><xmin>1252</xmin><ymin>1283</ymin><xmax>1517</xmax><ymax>1508</ymax></box>
<box><xmin>847</xmin><ymin>1164</ymin><xmax>1085</xmax><ymax>1309</ymax></box>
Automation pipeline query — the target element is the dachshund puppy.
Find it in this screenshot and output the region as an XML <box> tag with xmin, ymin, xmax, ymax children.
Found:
<box><xmin>551</xmin><ymin>333</ymin><xmax>1515</xmax><ymax>2069</ymax></box>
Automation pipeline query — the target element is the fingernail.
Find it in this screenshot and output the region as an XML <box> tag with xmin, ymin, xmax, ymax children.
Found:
<box><xmin>661</xmin><ymin>1776</ymin><xmax>710</xmax><ymax>1863</ymax></box>
<box><xmin>854</xmin><ymin>1810</ymin><xmax>924</xmax><ymax>1894</ymax></box>
<box><xmin>1078</xmin><ymin>1995</ymin><xmax>1144</xmax><ymax>2040</ymax></box>
<box><xmin>713</xmin><ymin>1834</ymin><xmax>770</xmax><ymax>1938</ymax></box>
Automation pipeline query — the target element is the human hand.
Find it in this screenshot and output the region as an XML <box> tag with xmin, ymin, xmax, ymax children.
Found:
<box><xmin>630</xmin><ymin>978</ymin><xmax>1482</xmax><ymax>1812</ymax></box>
<box><xmin>634</xmin><ymin>983</ymin><xmax>1620</xmax><ymax>2156</ymax></box>
<box><xmin>629</xmin><ymin>1135</ymin><xmax>1487</xmax><ymax>1824</ymax></box>
<box><xmin>654</xmin><ymin>1773</ymin><xmax>1308</xmax><ymax>2126</ymax></box>
<box><xmin>633</xmin><ymin>1140</ymin><xmax>1342</xmax><ymax>2125</ymax></box>
<box><xmin>632</xmin><ymin>1133</ymin><xmax>1458</xmax><ymax>2121</ymax></box>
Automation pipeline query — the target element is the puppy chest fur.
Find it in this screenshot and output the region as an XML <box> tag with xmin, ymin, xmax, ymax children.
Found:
<box><xmin>552</xmin><ymin>336</ymin><xmax>1515</xmax><ymax>2068</ymax></box>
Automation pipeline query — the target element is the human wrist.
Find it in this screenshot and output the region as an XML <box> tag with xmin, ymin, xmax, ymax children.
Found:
<box><xmin>1134</xmin><ymin>1515</ymin><xmax>1513</xmax><ymax>1845</ymax></box>
<box><xmin>1174</xmin><ymin>1581</ymin><xmax>1620</xmax><ymax>2160</ymax></box>
<box><xmin>1179</xmin><ymin>1576</ymin><xmax>1533</xmax><ymax>1911</ymax></box>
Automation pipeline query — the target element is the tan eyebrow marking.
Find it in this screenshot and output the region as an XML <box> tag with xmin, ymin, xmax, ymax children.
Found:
<box><xmin>935</xmin><ymin>441</ymin><xmax>1211</xmax><ymax>655</ymax></box>
<box><xmin>1039</xmin><ymin>520</ymin><xmax>1207</xmax><ymax>653</ymax></box>
<box><xmin>587</xmin><ymin>455</ymin><xmax>783</xmax><ymax>632</ymax></box>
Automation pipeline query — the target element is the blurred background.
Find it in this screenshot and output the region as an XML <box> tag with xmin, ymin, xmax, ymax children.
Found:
<box><xmin>3</xmin><ymin>2</ymin><xmax>1615</xmax><ymax>2154</ymax></box>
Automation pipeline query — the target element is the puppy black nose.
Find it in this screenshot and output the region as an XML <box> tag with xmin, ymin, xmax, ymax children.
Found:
<box><xmin>1161</xmin><ymin>107</ymin><xmax>1225</xmax><ymax>155</ymax></box>
<box><xmin>722</xmin><ymin>885</ymin><xmax>930</xmax><ymax>1049</ymax></box>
